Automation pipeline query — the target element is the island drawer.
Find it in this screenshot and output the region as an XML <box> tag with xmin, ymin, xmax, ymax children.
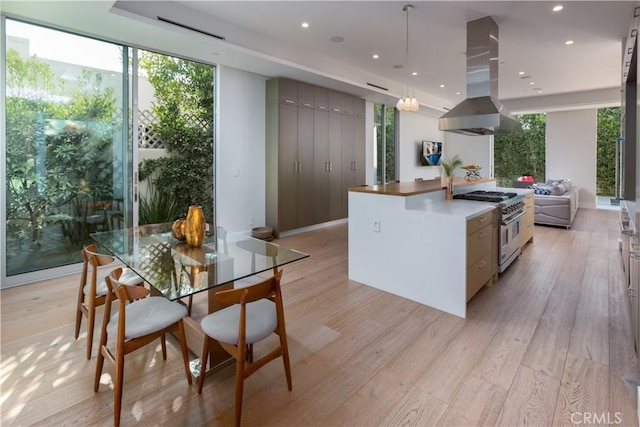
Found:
<box><xmin>467</xmin><ymin>210</ymin><xmax>494</xmax><ymax>236</ymax></box>
<box><xmin>466</xmin><ymin>252</ymin><xmax>493</xmax><ymax>301</ymax></box>
<box><xmin>467</xmin><ymin>225</ymin><xmax>493</xmax><ymax>266</ymax></box>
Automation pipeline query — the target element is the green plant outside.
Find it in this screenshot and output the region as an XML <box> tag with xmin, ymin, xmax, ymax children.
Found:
<box><xmin>6</xmin><ymin>50</ymin><xmax>118</xmax><ymax>262</ymax></box>
<box><xmin>139</xmin><ymin>181</ymin><xmax>182</xmax><ymax>224</ymax></box>
<box><xmin>597</xmin><ymin>107</ymin><xmax>621</xmax><ymax>196</ymax></box>
<box><xmin>137</xmin><ymin>53</ymin><xmax>215</xmax><ymax>224</ymax></box>
<box><xmin>494</xmin><ymin>113</ymin><xmax>546</xmax><ymax>187</ymax></box>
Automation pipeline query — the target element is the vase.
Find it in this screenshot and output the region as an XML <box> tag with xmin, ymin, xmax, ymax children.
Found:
<box><xmin>171</xmin><ymin>218</ymin><xmax>186</xmax><ymax>241</ymax></box>
<box><xmin>185</xmin><ymin>205</ymin><xmax>205</xmax><ymax>248</ymax></box>
<box><xmin>446</xmin><ymin>177</ymin><xmax>454</xmax><ymax>200</ymax></box>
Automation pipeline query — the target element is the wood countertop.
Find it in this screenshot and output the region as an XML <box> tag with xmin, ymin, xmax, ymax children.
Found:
<box><xmin>349</xmin><ymin>177</ymin><xmax>496</xmax><ymax>196</ymax></box>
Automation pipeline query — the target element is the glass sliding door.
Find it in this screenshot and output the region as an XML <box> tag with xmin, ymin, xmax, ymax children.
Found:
<box><xmin>3</xmin><ymin>19</ymin><xmax>130</xmax><ymax>279</ymax></box>
<box><xmin>135</xmin><ymin>50</ymin><xmax>215</xmax><ymax>225</ymax></box>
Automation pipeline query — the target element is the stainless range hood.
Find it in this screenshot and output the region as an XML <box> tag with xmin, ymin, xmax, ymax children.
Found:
<box><xmin>439</xmin><ymin>16</ymin><xmax>521</xmax><ymax>136</ymax></box>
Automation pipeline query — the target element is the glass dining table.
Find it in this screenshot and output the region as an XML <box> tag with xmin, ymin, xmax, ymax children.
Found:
<box><xmin>91</xmin><ymin>222</ymin><xmax>309</xmax><ymax>373</ymax></box>
<box><xmin>91</xmin><ymin>222</ymin><xmax>309</xmax><ymax>301</ymax></box>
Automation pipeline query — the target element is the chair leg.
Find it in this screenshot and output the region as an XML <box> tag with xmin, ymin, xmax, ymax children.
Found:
<box><xmin>197</xmin><ymin>336</ymin><xmax>210</xmax><ymax>393</ymax></box>
<box><xmin>86</xmin><ymin>301</ymin><xmax>96</xmax><ymax>359</ymax></box>
<box><xmin>94</xmin><ymin>346</ymin><xmax>105</xmax><ymax>392</ymax></box>
<box><xmin>114</xmin><ymin>345</ymin><xmax>125</xmax><ymax>427</ymax></box>
<box><xmin>75</xmin><ymin>296</ymin><xmax>84</xmax><ymax>340</ymax></box>
<box><xmin>279</xmin><ymin>331</ymin><xmax>293</xmax><ymax>391</ymax></box>
<box><xmin>234</xmin><ymin>344</ymin><xmax>246</xmax><ymax>427</ymax></box>
<box><xmin>161</xmin><ymin>334</ymin><xmax>167</xmax><ymax>360</ymax></box>
<box><xmin>177</xmin><ymin>320</ymin><xmax>192</xmax><ymax>385</ymax></box>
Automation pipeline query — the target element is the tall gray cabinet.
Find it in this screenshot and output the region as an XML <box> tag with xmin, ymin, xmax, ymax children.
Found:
<box><xmin>266</xmin><ymin>78</ymin><xmax>365</xmax><ymax>236</ymax></box>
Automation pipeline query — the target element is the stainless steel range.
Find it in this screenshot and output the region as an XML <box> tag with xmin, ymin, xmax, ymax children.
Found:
<box><xmin>454</xmin><ymin>190</ymin><xmax>525</xmax><ymax>273</ymax></box>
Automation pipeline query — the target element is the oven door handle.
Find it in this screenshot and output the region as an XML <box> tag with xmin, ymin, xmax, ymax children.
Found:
<box><xmin>502</xmin><ymin>211</ymin><xmax>525</xmax><ymax>226</ymax></box>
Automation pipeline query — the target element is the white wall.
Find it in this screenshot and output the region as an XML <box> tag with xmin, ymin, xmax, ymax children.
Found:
<box><xmin>546</xmin><ymin>109</ymin><xmax>597</xmax><ymax>208</ymax></box>
<box><xmin>396</xmin><ymin>111</ymin><xmax>446</xmax><ymax>182</ymax></box>
<box><xmin>444</xmin><ymin>133</ymin><xmax>492</xmax><ymax>179</ymax></box>
<box><xmin>216</xmin><ymin>65</ymin><xmax>268</xmax><ymax>232</ymax></box>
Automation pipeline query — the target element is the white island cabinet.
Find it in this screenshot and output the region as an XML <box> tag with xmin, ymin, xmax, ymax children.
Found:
<box><xmin>348</xmin><ymin>178</ymin><xmax>500</xmax><ymax>318</ymax></box>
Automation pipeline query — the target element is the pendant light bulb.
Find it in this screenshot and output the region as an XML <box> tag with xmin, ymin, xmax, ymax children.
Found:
<box><xmin>410</xmin><ymin>97</ymin><xmax>419</xmax><ymax>111</ymax></box>
<box><xmin>397</xmin><ymin>4</ymin><xmax>419</xmax><ymax>112</ymax></box>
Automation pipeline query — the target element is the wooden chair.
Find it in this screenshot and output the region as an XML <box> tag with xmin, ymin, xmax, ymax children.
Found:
<box><xmin>94</xmin><ymin>267</ymin><xmax>192</xmax><ymax>427</ymax></box>
<box><xmin>75</xmin><ymin>244</ymin><xmax>141</xmax><ymax>359</ymax></box>
<box><xmin>197</xmin><ymin>270</ymin><xmax>292</xmax><ymax>427</ymax></box>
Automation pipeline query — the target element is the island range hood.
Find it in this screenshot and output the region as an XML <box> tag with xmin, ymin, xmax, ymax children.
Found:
<box><xmin>439</xmin><ymin>16</ymin><xmax>521</xmax><ymax>136</ymax></box>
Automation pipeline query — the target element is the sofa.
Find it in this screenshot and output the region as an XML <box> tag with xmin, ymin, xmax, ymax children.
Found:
<box><xmin>513</xmin><ymin>179</ymin><xmax>579</xmax><ymax>228</ymax></box>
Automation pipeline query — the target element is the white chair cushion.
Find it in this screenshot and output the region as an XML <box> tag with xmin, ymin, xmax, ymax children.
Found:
<box><xmin>108</xmin><ymin>297</ymin><xmax>187</xmax><ymax>340</ymax></box>
<box><xmin>84</xmin><ymin>269</ymin><xmax>110</xmax><ymax>297</ymax></box>
<box><xmin>201</xmin><ymin>300</ymin><xmax>276</xmax><ymax>345</ymax></box>
<box><xmin>83</xmin><ymin>267</ymin><xmax>143</xmax><ymax>297</ymax></box>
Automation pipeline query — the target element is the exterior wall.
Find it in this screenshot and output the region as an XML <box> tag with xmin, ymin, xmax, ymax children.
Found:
<box><xmin>546</xmin><ymin>109</ymin><xmax>598</xmax><ymax>208</ymax></box>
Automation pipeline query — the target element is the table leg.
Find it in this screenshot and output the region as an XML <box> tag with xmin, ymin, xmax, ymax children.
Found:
<box><xmin>181</xmin><ymin>282</ymin><xmax>235</xmax><ymax>379</ymax></box>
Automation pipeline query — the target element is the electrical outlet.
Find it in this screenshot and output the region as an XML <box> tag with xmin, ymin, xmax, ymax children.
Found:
<box><xmin>373</xmin><ymin>220</ymin><xmax>381</xmax><ymax>232</ymax></box>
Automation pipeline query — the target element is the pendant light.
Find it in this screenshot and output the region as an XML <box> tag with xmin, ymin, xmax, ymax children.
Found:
<box><xmin>396</xmin><ymin>4</ymin><xmax>419</xmax><ymax>112</ymax></box>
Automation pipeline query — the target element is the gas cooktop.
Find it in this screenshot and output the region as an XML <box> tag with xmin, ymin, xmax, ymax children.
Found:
<box><xmin>453</xmin><ymin>190</ymin><xmax>519</xmax><ymax>203</ymax></box>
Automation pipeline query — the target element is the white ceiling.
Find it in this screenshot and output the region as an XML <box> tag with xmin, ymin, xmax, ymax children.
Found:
<box><xmin>2</xmin><ymin>1</ymin><xmax>637</xmax><ymax>115</ymax></box>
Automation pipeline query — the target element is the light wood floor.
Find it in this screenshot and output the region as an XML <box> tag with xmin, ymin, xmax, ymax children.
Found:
<box><xmin>2</xmin><ymin>208</ymin><xmax>639</xmax><ymax>426</ymax></box>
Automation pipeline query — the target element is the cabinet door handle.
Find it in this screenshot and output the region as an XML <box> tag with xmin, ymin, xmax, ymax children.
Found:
<box><xmin>318</xmin><ymin>105</ymin><xmax>327</xmax><ymax>110</ymax></box>
<box><xmin>476</xmin><ymin>261</ymin><xmax>487</xmax><ymax>269</ymax></box>
<box><xmin>302</xmin><ymin>103</ymin><xmax>312</xmax><ymax>107</ymax></box>
<box><xmin>629</xmin><ymin>286</ymin><xmax>638</xmax><ymax>297</ymax></box>
<box><xmin>479</xmin><ymin>217</ymin><xmax>487</xmax><ymax>223</ymax></box>
<box><xmin>298</xmin><ymin>161</ymin><xmax>302</xmax><ymax>173</ymax></box>
<box><xmin>353</xmin><ymin>161</ymin><xmax>357</xmax><ymax>171</ymax></box>
<box><xmin>284</xmin><ymin>99</ymin><xmax>295</xmax><ymax>104</ymax></box>
<box><xmin>329</xmin><ymin>161</ymin><xmax>332</xmax><ymax>172</ymax></box>
<box><xmin>325</xmin><ymin>161</ymin><xmax>328</xmax><ymax>172</ymax></box>
<box><xmin>332</xmin><ymin>108</ymin><xmax>340</xmax><ymax>112</ymax></box>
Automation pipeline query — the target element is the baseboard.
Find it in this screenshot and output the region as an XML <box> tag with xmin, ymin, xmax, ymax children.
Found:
<box><xmin>279</xmin><ymin>218</ymin><xmax>348</xmax><ymax>238</ymax></box>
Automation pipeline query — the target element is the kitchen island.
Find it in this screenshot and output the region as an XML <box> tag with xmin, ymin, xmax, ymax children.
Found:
<box><xmin>348</xmin><ymin>177</ymin><xmax>506</xmax><ymax>318</ymax></box>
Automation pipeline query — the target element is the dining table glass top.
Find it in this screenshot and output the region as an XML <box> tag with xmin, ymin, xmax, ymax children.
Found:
<box><xmin>91</xmin><ymin>223</ymin><xmax>309</xmax><ymax>300</ymax></box>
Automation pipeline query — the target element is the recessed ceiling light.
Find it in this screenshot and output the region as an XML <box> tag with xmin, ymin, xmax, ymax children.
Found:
<box><xmin>439</xmin><ymin>84</ymin><xmax>445</xmax><ymax>88</ymax></box>
<box><xmin>412</xmin><ymin>72</ymin><xmax>418</xmax><ymax>76</ymax></box>
<box><xmin>565</xmin><ymin>40</ymin><xmax>574</xmax><ymax>45</ymax></box>
<box><xmin>301</xmin><ymin>22</ymin><xmax>310</xmax><ymax>28</ymax></box>
<box><xmin>456</xmin><ymin>91</ymin><xmax>461</xmax><ymax>95</ymax></box>
<box><xmin>372</xmin><ymin>54</ymin><xmax>379</xmax><ymax>59</ymax></box>
<box><xmin>518</xmin><ymin>71</ymin><xmax>525</xmax><ymax>75</ymax></box>
<box><xmin>530</xmin><ymin>82</ymin><xmax>535</xmax><ymax>85</ymax></box>
<box><xmin>552</xmin><ymin>5</ymin><xmax>564</xmax><ymax>12</ymax></box>
<box><xmin>393</xmin><ymin>64</ymin><xmax>404</xmax><ymax>69</ymax></box>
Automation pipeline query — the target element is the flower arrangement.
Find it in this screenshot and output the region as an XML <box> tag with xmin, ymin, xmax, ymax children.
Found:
<box><xmin>441</xmin><ymin>155</ymin><xmax>463</xmax><ymax>178</ymax></box>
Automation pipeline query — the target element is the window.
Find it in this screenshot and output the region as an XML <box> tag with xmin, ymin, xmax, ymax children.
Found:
<box><xmin>1</xmin><ymin>18</ymin><xmax>215</xmax><ymax>284</ymax></box>
<box><xmin>373</xmin><ymin>104</ymin><xmax>397</xmax><ymax>184</ymax></box>
<box><xmin>494</xmin><ymin>113</ymin><xmax>546</xmax><ymax>186</ymax></box>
